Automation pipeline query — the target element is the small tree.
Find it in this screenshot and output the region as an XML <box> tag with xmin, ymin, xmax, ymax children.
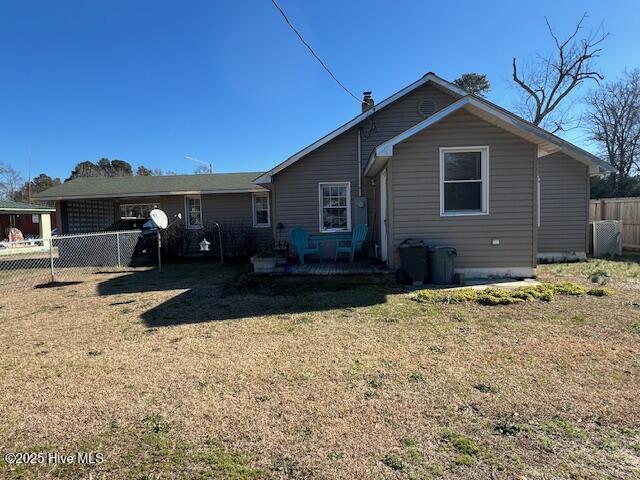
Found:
<box><xmin>136</xmin><ymin>166</ymin><xmax>153</xmax><ymax>176</ymax></box>
<box><xmin>13</xmin><ymin>173</ymin><xmax>62</xmax><ymax>203</ymax></box>
<box><xmin>512</xmin><ymin>13</ymin><xmax>608</xmax><ymax>133</ymax></box>
<box><xmin>0</xmin><ymin>163</ymin><xmax>23</xmax><ymax>200</ymax></box>
<box><xmin>585</xmin><ymin>70</ymin><xmax>640</xmax><ymax>195</ymax></box>
<box><xmin>453</xmin><ymin>73</ymin><xmax>491</xmax><ymax>97</ymax></box>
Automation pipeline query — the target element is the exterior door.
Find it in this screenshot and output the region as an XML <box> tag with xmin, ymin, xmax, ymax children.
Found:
<box><xmin>380</xmin><ymin>168</ymin><xmax>388</xmax><ymax>262</ymax></box>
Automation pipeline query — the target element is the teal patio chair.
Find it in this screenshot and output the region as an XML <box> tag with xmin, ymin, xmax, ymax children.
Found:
<box><xmin>289</xmin><ymin>227</ymin><xmax>321</xmax><ymax>264</ymax></box>
<box><xmin>335</xmin><ymin>224</ymin><xmax>368</xmax><ymax>262</ymax></box>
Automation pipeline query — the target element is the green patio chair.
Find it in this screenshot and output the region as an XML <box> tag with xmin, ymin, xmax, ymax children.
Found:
<box><xmin>335</xmin><ymin>224</ymin><xmax>368</xmax><ymax>262</ymax></box>
<box><xmin>289</xmin><ymin>227</ymin><xmax>321</xmax><ymax>264</ymax></box>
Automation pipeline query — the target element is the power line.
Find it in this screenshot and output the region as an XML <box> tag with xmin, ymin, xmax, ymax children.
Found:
<box><xmin>270</xmin><ymin>0</ymin><xmax>360</xmax><ymax>103</ymax></box>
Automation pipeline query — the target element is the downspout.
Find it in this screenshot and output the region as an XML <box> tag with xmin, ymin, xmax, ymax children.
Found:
<box><xmin>357</xmin><ymin>127</ymin><xmax>362</xmax><ymax>196</ymax></box>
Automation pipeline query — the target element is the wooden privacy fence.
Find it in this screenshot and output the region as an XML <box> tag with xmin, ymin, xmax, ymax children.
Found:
<box><xmin>590</xmin><ymin>197</ymin><xmax>640</xmax><ymax>251</ymax></box>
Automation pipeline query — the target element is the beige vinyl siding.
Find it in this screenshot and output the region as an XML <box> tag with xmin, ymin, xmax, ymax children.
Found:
<box><xmin>273</xmin><ymin>127</ymin><xmax>359</xmax><ymax>238</ymax></box>
<box><xmin>162</xmin><ymin>193</ymin><xmax>272</xmax><ymax>245</ymax></box>
<box><xmin>160</xmin><ymin>195</ymin><xmax>184</xmax><ymax>222</ymax></box>
<box><xmin>202</xmin><ymin>193</ymin><xmax>273</xmax><ymax>245</ymax></box>
<box><xmin>388</xmin><ymin>110</ymin><xmax>536</xmax><ymax>270</ymax></box>
<box><xmin>272</xmin><ymin>83</ymin><xmax>459</xmax><ymax>251</ymax></box>
<box><xmin>538</xmin><ymin>153</ymin><xmax>589</xmax><ymax>254</ymax></box>
<box><xmin>360</xmin><ymin>84</ymin><xmax>458</xmax><ymax>246</ymax></box>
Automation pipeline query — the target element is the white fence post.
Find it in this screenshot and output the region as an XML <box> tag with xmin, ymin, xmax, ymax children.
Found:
<box><xmin>49</xmin><ymin>238</ymin><xmax>55</xmax><ymax>283</ymax></box>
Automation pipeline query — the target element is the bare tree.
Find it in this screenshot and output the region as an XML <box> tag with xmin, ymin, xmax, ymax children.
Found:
<box><xmin>585</xmin><ymin>70</ymin><xmax>640</xmax><ymax>194</ymax></box>
<box><xmin>0</xmin><ymin>162</ymin><xmax>23</xmax><ymax>200</ymax></box>
<box><xmin>512</xmin><ymin>13</ymin><xmax>608</xmax><ymax>133</ymax></box>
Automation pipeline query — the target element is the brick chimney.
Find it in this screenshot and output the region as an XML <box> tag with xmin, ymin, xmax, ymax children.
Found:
<box><xmin>362</xmin><ymin>91</ymin><xmax>374</xmax><ymax>112</ymax></box>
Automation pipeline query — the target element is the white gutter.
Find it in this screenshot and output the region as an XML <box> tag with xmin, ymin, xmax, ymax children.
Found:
<box><xmin>0</xmin><ymin>207</ymin><xmax>56</xmax><ymax>213</ymax></box>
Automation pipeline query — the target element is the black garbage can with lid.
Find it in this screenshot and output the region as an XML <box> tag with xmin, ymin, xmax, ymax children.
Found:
<box><xmin>398</xmin><ymin>239</ymin><xmax>428</xmax><ymax>285</ymax></box>
<box><xmin>427</xmin><ymin>246</ymin><xmax>457</xmax><ymax>285</ymax></box>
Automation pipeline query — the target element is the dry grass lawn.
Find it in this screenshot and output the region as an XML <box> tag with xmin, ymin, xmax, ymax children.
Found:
<box><xmin>0</xmin><ymin>257</ymin><xmax>639</xmax><ymax>479</ymax></box>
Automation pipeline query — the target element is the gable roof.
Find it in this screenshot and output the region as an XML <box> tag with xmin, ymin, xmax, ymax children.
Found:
<box><xmin>254</xmin><ymin>73</ymin><xmax>467</xmax><ymax>184</ymax></box>
<box><xmin>34</xmin><ymin>172</ymin><xmax>267</xmax><ymax>201</ymax></box>
<box><xmin>0</xmin><ymin>200</ymin><xmax>55</xmax><ymax>213</ymax></box>
<box><xmin>364</xmin><ymin>96</ymin><xmax>614</xmax><ymax>176</ymax></box>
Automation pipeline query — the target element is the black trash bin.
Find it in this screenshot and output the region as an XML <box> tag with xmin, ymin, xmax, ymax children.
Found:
<box><xmin>398</xmin><ymin>239</ymin><xmax>428</xmax><ymax>285</ymax></box>
<box><xmin>428</xmin><ymin>246</ymin><xmax>457</xmax><ymax>285</ymax></box>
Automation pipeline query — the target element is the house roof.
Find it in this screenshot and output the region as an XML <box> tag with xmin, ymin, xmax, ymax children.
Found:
<box><xmin>34</xmin><ymin>172</ymin><xmax>268</xmax><ymax>201</ymax></box>
<box><xmin>364</xmin><ymin>96</ymin><xmax>615</xmax><ymax>177</ymax></box>
<box><xmin>254</xmin><ymin>72</ymin><xmax>468</xmax><ymax>184</ymax></box>
<box><xmin>0</xmin><ymin>200</ymin><xmax>56</xmax><ymax>213</ymax></box>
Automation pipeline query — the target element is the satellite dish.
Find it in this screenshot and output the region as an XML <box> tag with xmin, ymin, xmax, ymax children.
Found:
<box><xmin>150</xmin><ymin>209</ymin><xmax>169</xmax><ymax>229</ymax></box>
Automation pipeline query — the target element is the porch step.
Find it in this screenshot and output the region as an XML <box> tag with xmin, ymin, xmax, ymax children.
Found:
<box><xmin>248</xmin><ymin>260</ymin><xmax>395</xmax><ymax>286</ymax></box>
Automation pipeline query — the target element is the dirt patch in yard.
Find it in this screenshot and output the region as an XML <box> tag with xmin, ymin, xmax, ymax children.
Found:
<box><xmin>0</xmin><ymin>260</ymin><xmax>639</xmax><ymax>479</ymax></box>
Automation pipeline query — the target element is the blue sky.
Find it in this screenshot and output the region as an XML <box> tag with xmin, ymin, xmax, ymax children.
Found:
<box><xmin>1</xmin><ymin>0</ymin><xmax>639</xmax><ymax>181</ymax></box>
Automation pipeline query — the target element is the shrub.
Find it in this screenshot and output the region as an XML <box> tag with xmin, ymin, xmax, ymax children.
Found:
<box><xmin>587</xmin><ymin>287</ymin><xmax>614</xmax><ymax>296</ymax></box>
<box><xmin>413</xmin><ymin>281</ymin><xmax>592</xmax><ymax>307</ymax></box>
<box><xmin>550</xmin><ymin>281</ymin><xmax>586</xmax><ymax>296</ymax></box>
<box><xmin>414</xmin><ymin>288</ymin><xmax>478</xmax><ymax>304</ymax></box>
<box><xmin>204</xmin><ymin>221</ymin><xmax>258</xmax><ymax>259</ymax></box>
<box><xmin>161</xmin><ymin>219</ymin><xmax>186</xmax><ymax>258</ymax></box>
<box><xmin>476</xmin><ymin>288</ymin><xmax>528</xmax><ymax>306</ymax></box>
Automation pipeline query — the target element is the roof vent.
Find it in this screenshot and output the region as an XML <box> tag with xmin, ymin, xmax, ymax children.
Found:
<box><xmin>418</xmin><ymin>98</ymin><xmax>437</xmax><ymax>118</ymax></box>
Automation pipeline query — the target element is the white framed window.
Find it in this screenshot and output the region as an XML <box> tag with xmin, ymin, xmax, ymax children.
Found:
<box><xmin>439</xmin><ymin>146</ymin><xmax>489</xmax><ymax>216</ymax></box>
<box><xmin>319</xmin><ymin>182</ymin><xmax>351</xmax><ymax>233</ymax></box>
<box><xmin>252</xmin><ymin>192</ymin><xmax>271</xmax><ymax>228</ymax></box>
<box><xmin>119</xmin><ymin>203</ymin><xmax>158</xmax><ymax>219</ymax></box>
<box><xmin>185</xmin><ymin>195</ymin><xmax>202</xmax><ymax>229</ymax></box>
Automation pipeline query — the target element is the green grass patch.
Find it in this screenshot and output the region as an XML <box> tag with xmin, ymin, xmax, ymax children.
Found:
<box><xmin>539</xmin><ymin>419</ymin><xmax>585</xmax><ymax>439</ymax></box>
<box><xmin>441</xmin><ymin>429</ymin><xmax>494</xmax><ymax>465</ymax></box>
<box><xmin>381</xmin><ymin>452</ymin><xmax>405</xmax><ymax>471</ymax></box>
<box><xmin>627</xmin><ymin>320</ymin><xmax>640</xmax><ymax>335</ymax></box>
<box><xmin>142</xmin><ymin>414</ymin><xmax>171</xmax><ymax>434</ymax></box>
<box><xmin>200</xmin><ymin>441</ymin><xmax>265</xmax><ymax>480</ymax></box>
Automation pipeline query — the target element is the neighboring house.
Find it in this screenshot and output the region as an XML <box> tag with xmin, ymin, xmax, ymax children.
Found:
<box><xmin>0</xmin><ymin>201</ymin><xmax>55</xmax><ymax>240</ymax></box>
<box><xmin>34</xmin><ymin>173</ymin><xmax>272</xmax><ymax>253</ymax></box>
<box><xmin>35</xmin><ymin>72</ymin><xmax>613</xmax><ymax>277</ymax></box>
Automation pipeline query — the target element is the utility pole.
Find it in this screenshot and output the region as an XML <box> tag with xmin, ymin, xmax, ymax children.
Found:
<box><xmin>27</xmin><ymin>147</ymin><xmax>32</xmax><ymax>203</ymax></box>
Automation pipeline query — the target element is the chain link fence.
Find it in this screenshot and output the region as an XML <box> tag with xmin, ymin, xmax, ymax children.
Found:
<box><xmin>0</xmin><ymin>230</ymin><xmax>149</xmax><ymax>289</ymax></box>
